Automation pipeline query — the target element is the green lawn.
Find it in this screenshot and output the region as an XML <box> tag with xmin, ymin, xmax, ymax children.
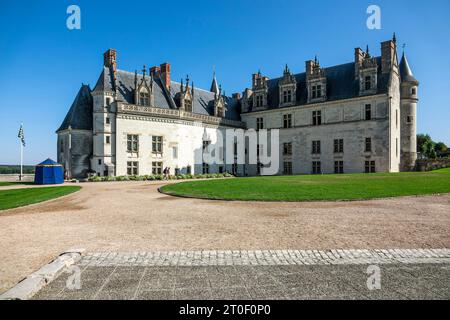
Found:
<box><xmin>160</xmin><ymin>170</ymin><xmax>450</xmax><ymax>202</ymax></box>
<box><xmin>0</xmin><ymin>181</ymin><xmax>35</xmax><ymax>186</ymax></box>
<box><xmin>0</xmin><ymin>186</ymin><xmax>81</xmax><ymax>210</ymax></box>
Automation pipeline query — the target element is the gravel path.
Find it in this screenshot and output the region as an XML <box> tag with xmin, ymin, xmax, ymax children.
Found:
<box><xmin>0</xmin><ymin>181</ymin><xmax>449</xmax><ymax>293</ymax></box>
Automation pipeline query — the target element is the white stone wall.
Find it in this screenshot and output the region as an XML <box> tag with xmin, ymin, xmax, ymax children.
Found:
<box><xmin>242</xmin><ymin>94</ymin><xmax>394</xmax><ymax>175</ymax></box>
<box><xmin>114</xmin><ymin>115</ymin><xmax>234</xmax><ymax>176</ymax></box>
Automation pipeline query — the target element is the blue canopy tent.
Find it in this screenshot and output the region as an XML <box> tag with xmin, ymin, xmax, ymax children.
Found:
<box><xmin>34</xmin><ymin>158</ymin><xmax>64</xmax><ymax>185</ymax></box>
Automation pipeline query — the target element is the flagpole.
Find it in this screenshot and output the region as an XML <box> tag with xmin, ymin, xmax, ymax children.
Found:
<box><xmin>19</xmin><ymin>122</ymin><xmax>24</xmax><ymax>181</ymax></box>
<box><xmin>20</xmin><ymin>141</ymin><xmax>23</xmax><ymax>181</ymax></box>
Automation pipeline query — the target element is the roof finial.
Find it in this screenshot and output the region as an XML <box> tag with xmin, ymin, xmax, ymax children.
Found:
<box><xmin>142</xmin><ymin>65</ymin><xmax>146</xmax><ymax>79</ymax></box>
<box><xmin>366</xmin><ymin>45</ymin><xmax>369</xmax><ymax>54</ymax></box>
<box><xmin>314</xmin><ymin>55</ymin><xmax>317</xmax><ymax>64</ymax></box>
<box><xmin>393</xmin><ymin>32</ymin><xmax>397</xmax><ymax>44</ymax></box>
<box><xmin>284</xmin><ymin>63</ymin><xmax>289</xmax><ymax>74</ymax></box>
<box><xmin>186</xmin><ymin>74</ymin><xmax>190</xmax><ymax>87</ymax></box>
<box><xmin>180</xmin><ymin>78</ymin><xmax>184</xmax><ymax>92</ymax></box>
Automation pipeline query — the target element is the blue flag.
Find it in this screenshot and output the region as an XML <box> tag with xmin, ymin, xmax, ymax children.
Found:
<box><xmin>18</xmin><ymin>124</ymin><xmax>25</xmax><ymax>147</ymax></box>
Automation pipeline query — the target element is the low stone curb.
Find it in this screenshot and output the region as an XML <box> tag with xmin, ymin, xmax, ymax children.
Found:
<box><xmin>0</xmin><ymin>248</ymin><xmax>85</xmax><ymax>300</ymax></box>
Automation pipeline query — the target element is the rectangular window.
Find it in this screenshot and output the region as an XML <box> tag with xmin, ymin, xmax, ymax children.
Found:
<box><xmin>283</xmin><ymin>90</ymin><xmax>292</xmax><ymax>103</ymax></box>
<box><xmin>186</xmin><ymin>165</ymin><xmax>192</xmax><ymax>175</ymax></box>
<box><xmin>60</xmin><ymin>140</ymin><xmax>64</xmax><ymax>153</ymax></box>
<box><xmin>406</xmin><ymin>116</ymin><xmax>413</xmax><ymax>124</ymax></box>
<box><xmin>127</xmin><ymin>161</ymin><xmax>138</xmax><ymax>175</ymax></box>
<box><xmin>127</xmin><ymin>134</ymin><xmax>139</xmax><ymax>152</ymax></box>
<box><xmin>312</xmin><ymin>140</ymin><xmax>321</xmax><ymax>154</ymax></box>
<box><xmin>334</xmin><ymin>139</ymin><xmax>344</xmax><ymax>153</ymax></box>
<box><xmin>152</xmin><ymin>136</ymin><xmax>163</xmax><ymax>153</ymax></box>
<box><xmin>365</xmin><ymin>161</ymin><xmax>376</xmax><ymax>173</ymax></box>
<box><xmin>256</xmin><ymin>95</ymin><xmax>263</xmax><ymax>107</ymax></box>
<box><xmin>256</xmin><ymin>117</ymin><xmax>264</xmax><ymax>130</ymax></box>
<box><xmin>106</xmin><ymin>97</ymin><xmax>111</xmax><ymax>106</ymax></box>
<box><xmin>202</xmin><ymin>162</ymin><xmax>209</xmax><ymax>174</ymax></box>
<box><xmin>334</xmin><ymin>161</ymin><xmax>344</xmax><ymax>174</ymax></box>
<box><xmin>184</xmin><ymin>99</ymin><xmax>192</xmax><ymax>112</ymax></box>
<box><xmin>312</xmin><ymin>85</ymin><xmax>322</xmax><ymax>99</ymax></box>
<box><xmin>98</xmin><ymin>159</ymin><xmax>102</xmax><ymax>165</ymax></box>
<box><xmin>312</xmin><ymin>161</ymin><xmax>321</xmax><ymax>174</ymax></box>
<box><xmin>139</xmin><ymin>92</ymin><xmax>150</xmax><ymax>106</ymax></box>
<box><xmin>106</xmin><ymin>117</ymin><xmax>110</xmax><ymax>125</ymax></box>
<box><xmin>283</xmin><ymin>142</ymin><xmax>292</xmax><ymax>156</ymax></box>
<box><xmin>365</xmin><ymin>76</ymin><xmax>371</xmax><ymax>90</ymax></box>
<box><xmin>106</xmin><ymin>136</ymin><xmax>110</xmax><ymax>144</ymax></box>
<box><xmin>365</xmin><ymin>138</ymin><xmax>372</xmax><ymax>152</ymax></box>
<box><xmin>219</xmin><ymin>166</ymin><xmax>224</xmax><ymax>174</ymax></box>
<box><xmin>172</xmin><ymin>146</ymin><xmax>178</xmax><ymax>159</ymax></box>
<box><xmin>152</xmin><ymin>162</ymin><xmax>162</xmax><ymax>175</ymax></box>
<box><xmin>365</xmin><ymin>104</ymin><xmax>372</xmax><ymax>120</ymax></box>
<box><xmin>283</xmin><ymin>161</ymin><xmax>293</xmax><ymax>175</ymax></box>
<box><xmin>283</xmin><ymin>114</ymin><xmax>292</xmax><ymax>128</ymax></box>
<box><xmin>312</xmin><ymin>110</ymin><xmax>322</xmax><ymax>126</ymax></box>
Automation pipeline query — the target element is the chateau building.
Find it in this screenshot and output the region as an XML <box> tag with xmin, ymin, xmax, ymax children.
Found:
<box><xmin>57</xmin><ymin>35</ymin><xmax>418</xmax><ymax>178</ymax></box>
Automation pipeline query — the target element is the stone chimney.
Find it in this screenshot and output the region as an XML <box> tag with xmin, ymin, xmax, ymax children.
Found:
<box><xmin>150</xmin><ymin>66</ymin><xmax>160</xmax><ymax>77</ymax></box>
<box><xmin>381</xmin><ymin>39</ymin><xmax>396</xmax><ymax>74</ymax></box>
<box><xmin>160</xmin><ymin>63</ymin><xmax>171</xmax><ymax>89</ymax></box>
<box><xmin>232</xmin><ymin>92</ymin><xmax>241</xmax><ymax>100</ymax></box>
<box><xmin>103</xmin><ymin>49</ymin><xmax>117</xmax><ymax>72</ymax></box>
<box><xmin>354</xmin><ymin>47</ymin><xmax>364</xmax><ymax>77</ymax></box>
<box><xmin>305</xmin><ymin>60</ymin><xmax>314</xmax><ymax>76</ymax></box>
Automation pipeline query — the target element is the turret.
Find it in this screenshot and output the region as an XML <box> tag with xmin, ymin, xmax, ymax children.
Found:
<box><xmin>399</xmin><ymin>51</ymin><xmax>419</xmax><ymax>171</ymax></box>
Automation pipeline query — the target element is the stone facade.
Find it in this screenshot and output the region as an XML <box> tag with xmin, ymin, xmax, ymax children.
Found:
<box><xmin>57</xmin><ymin>36</ymin><xmax>418</xmax><ymax>178</ymax></box>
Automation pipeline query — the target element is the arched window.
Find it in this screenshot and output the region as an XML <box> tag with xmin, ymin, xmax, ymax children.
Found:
<box><xmin>139</xmin><ymin>88</ymin><xmax>150</xmax><ymax>106</ymax></box>
<box><xmin>411</xmin><ymin>87</ymin><xmax>416</xmax><ymax>95</ymax></box>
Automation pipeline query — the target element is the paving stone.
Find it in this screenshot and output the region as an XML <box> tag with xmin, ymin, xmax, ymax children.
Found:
<box><xmin>174</xmin><ymin>288</ymin><xmax>212</xmax><ymax>300</ymax></box>
<box><xmin>136</xmin><ymin>289</ymin><xmax>174</xmax><ymax>300</ymax></box>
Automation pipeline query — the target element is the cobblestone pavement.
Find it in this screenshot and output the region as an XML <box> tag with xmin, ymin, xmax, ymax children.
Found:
<box><xmin>32</xmin><ymin>250</ymin><xmax>450</xmax><ymax>300</ymax></box>
<box><xmin>78</xmin><ymin>249</ymin><xmax>450</xmax><ymax>267</ymax></box>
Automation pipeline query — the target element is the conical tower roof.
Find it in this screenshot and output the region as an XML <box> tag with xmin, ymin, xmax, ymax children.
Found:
<box><xmin>210</xmin><ymin>72</ymin><xmax>219</xmax><ymax>94</ymax></box>
<box><xmin>400</xmin><ymin>52</ymin><xmax>418</xmax><ymax>83</ymax></box>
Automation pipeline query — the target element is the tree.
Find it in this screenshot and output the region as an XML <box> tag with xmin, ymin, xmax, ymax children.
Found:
<box><xmin>435</xmin><ymin>142</ymin><xmax>448</xmax><ymax>153</ymax></box>
<box><xmin>417</xmin><ymin>134</ymin><xmax>432</xmax><ymax>153</ymax></box>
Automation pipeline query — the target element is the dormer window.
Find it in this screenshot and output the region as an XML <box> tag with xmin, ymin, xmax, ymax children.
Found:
<box><xmin>255</xmin><ymin>95</ymin><xmax>263</xmax><ymax>107</ymax></box>
<box><xmin>283</xmin><ymin>90</ymin><xmax>292</xmax><ymax>103</ymax></box>
<box><xmin>312</xmin><ymin>85</ymin><xmax>322</xmax><ymax>99</ymax></box>
<box><xmin>365</xmin><ymin>76</ymin><xmax>372</xmax><ymax>90</ymax></box>
<box><xmin>184</xmin><ymin>99</ymin><xmax>192</xmax><ymax>112</ymax></box>
<box><xmin>139</xmin><ymin>89</ymin><xmax>150</xmax><ymax>106</ymax></box>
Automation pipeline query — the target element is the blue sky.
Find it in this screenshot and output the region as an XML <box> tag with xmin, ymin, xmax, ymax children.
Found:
<box><xmin>0</xmin><ymin>0</ymin><xmax>449</xmax><ymax>164</ymax></box>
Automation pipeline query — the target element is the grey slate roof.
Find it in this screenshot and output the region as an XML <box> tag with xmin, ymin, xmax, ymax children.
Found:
<box><xmin>245</xmin><ymin>57</ymin><xmax>390</xmax><ymax>112</ymax></box>
<box><xmin>57</xmin><ymin>84</ymin><xmax>93</xmax><ymax>132</ymax></box>
<box><xmin>93</xmin><ymin>67</ymin><xmax>241</xmax><ymax>121</ymax></box>
<box><xmin>399</xmin><ymin>53</ymin><xmax>418</xmax><ymax>83</ymax></box>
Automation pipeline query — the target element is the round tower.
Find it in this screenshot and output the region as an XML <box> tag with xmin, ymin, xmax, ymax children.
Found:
<box><xmin>399</xmin><ymin>52</ymin><xmax>419</xmax><ymax>171</ymax></box>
